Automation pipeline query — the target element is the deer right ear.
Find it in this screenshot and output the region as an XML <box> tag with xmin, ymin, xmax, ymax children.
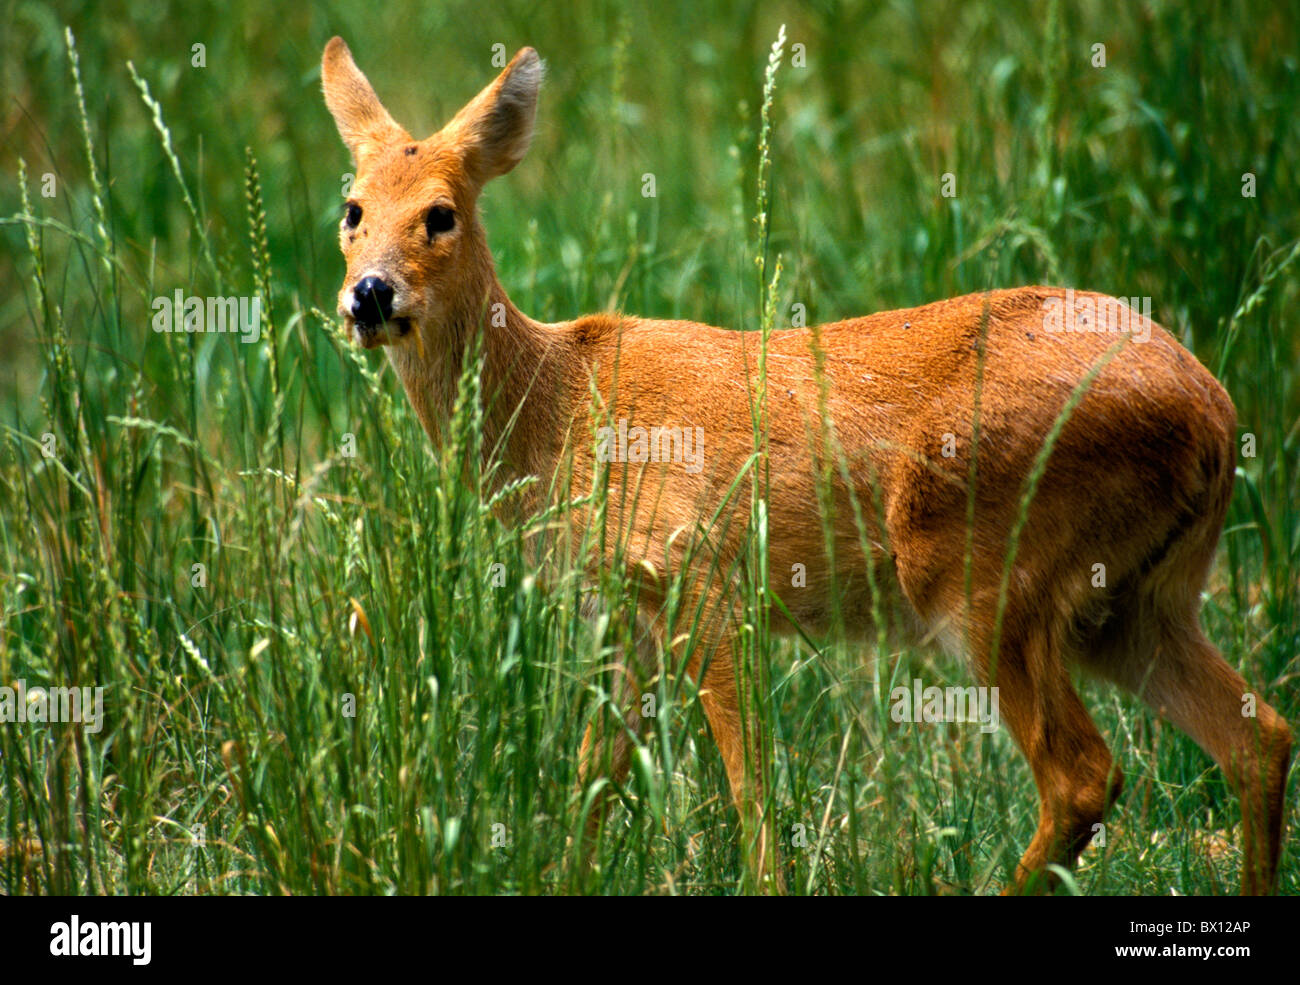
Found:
<box><xmin>442</xmin><ymin>47</ymin><xmax>544</xmax><ymax>186</ymax></box>
<box><xmin>322</xmin><ymin>37</ymin><xmax>411</xmax><ymax>165</ymax></box>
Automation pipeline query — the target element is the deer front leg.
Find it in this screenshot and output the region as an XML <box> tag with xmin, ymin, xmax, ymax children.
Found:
<box><xmin>575</xmin><ymin>638</ymin><xmax>654</xmax><ymax>864</ymax></box>
<box><xmin>574</xmin><ymin>581</ymin><xmax>782</xmax><ymax>891</ymax></box>
<box><xmin>692</xmin><ymin>632</ymin><xmax>783</xmax><ymax>894</ymax></box>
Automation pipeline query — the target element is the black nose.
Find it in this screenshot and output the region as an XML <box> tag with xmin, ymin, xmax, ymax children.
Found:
<box><xmin>351</xmin><ymin>275</ymin><xmax>394</xmax><ymax>323</ymax></box>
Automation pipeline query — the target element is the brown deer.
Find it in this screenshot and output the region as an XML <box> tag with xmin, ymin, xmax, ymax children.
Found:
<box><xmin>321</xmin><ymin>38</ymin><xmax>1292</xmax><ymax>894</ymax></box>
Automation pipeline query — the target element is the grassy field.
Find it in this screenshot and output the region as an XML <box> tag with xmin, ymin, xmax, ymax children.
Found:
<box><xmin>1</xmin><ymin>0</ymin><xmax>1297</xmax><ymax>895</ymax></box>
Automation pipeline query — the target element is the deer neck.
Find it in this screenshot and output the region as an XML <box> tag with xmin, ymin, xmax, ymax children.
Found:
<box><xmin>386</xmin><ymin>226</ymin><xmax>566</xmax><ymax>495</ymax></box>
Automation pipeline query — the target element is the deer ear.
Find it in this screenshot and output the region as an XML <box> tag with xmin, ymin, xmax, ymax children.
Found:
<box><xmin>443</xmin><ymin>48</ymin><xmax>543</xmax><ymax>185</ymax></box>
<box><xmin>322</xmin><ymin>37</ymin><xmax>410</xmax><ymax>165</ymax></box>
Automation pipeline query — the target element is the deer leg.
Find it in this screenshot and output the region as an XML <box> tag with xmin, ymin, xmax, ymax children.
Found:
<box><xmin>575</xmin><ymin>616</ymin><xmax>658</xmax><ymax>858</ymax></box>
<box><xmin>1106</xmin><ymin>623</ymin><xmax>1291</xmax><ymax>895</ymax></box>
<box><xmin>1074</xmin><ymin>492</ymin><xmax>1293</xmax><ymax>895</ymax></box>
<box><xmin>978</xmin><ymin>618</ymin><xmax>1123</xmax><ymax>894</ymax></box>
<box><xmin>689</xmin><ymin>630</ymin><xmax>782</xmax><ymax>893</ymax></box>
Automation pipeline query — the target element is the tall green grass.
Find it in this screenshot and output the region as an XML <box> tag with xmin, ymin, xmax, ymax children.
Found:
<box><xmin>1</xmin><ymin>0</ymin><xmax>1297</xmax><ymax>894</ymax></box>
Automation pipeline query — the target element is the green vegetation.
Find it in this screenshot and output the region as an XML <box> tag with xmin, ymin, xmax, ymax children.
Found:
<box><xmin>1</xmin><ymin>0</ymin><xmax>1296</xmax><ymax>894</ymax></box>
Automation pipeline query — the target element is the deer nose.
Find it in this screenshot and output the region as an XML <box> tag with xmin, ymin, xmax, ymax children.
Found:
<box><xmin>351</xmin><ymin>275</ymin><xmax>394</xmax><ymax>323</ymax></box>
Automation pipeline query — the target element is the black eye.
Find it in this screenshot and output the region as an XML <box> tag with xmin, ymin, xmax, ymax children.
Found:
<box><xmin>344</xmin><ymin>202</ymin><xmax>362</xmax><ymax>228</ymax></box>
<box><xmin>426</xmin><ymin>206</ymin><xmax>455</xmax><ymax>237</ymax></box>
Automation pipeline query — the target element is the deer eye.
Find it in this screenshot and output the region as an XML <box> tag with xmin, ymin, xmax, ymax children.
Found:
<box><xmin>426</xmin><ymin>205</ymin><xmax>455</xmax><ymax>238</ymax></box>
<box><xmin>344</xmin><ymin>202</ymin><xmax>362</xmax><ymax>228</ymax></box>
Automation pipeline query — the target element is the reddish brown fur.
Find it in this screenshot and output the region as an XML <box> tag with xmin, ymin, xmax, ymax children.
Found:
<box><xmin>322</xmin><ymin>39</ymin><xmax>1291</xmax><ymax>893</ymax></box>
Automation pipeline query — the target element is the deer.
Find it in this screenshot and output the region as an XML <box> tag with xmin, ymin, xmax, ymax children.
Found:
<box><xmin>321</xmin><ymin>37</ymin><xmax>1292</xmax><ymax>894</ymax></box>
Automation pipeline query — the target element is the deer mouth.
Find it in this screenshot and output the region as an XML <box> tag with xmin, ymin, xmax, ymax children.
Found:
<box><xmin>351</xmin><ymin>317</ymin><xmax>412</xmax><ymax>349</ymax></box>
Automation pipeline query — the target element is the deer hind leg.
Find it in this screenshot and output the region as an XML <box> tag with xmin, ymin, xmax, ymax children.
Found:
<box><xmin>971</xmin><ymin>611</ymin><xmax>1123</xmax><ymax>894</ymax></box>
<box><xmin>1138</xmin><ymin>628</ymin><xmax>1289</xmax><ymax>894</ymax></box>
<box><xmin>1077</xmin><ymin>504</ymin><xmax>1292</xmax><ymax>894</ymax></box>
<box><xmin>1085</xmin><ymin>603</ymin><xmax>1292</xmax><ymax>894</ymax></box>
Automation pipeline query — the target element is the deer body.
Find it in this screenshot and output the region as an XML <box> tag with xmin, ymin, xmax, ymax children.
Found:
<box><xmin>323</xmin><ymin>39</ymin><xmax>1291</xmax><ymax>893</ymax></box>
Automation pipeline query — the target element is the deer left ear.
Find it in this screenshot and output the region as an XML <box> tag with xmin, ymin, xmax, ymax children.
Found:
<box><xmin>442</xmin><ymin>47</ymin><xmax>543</xmax><ymax>186</ymax></box>
<box><xmin>322</xmin><ymin>37</ymin><xmax>411</xmax><ymax>165</ymax></box>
